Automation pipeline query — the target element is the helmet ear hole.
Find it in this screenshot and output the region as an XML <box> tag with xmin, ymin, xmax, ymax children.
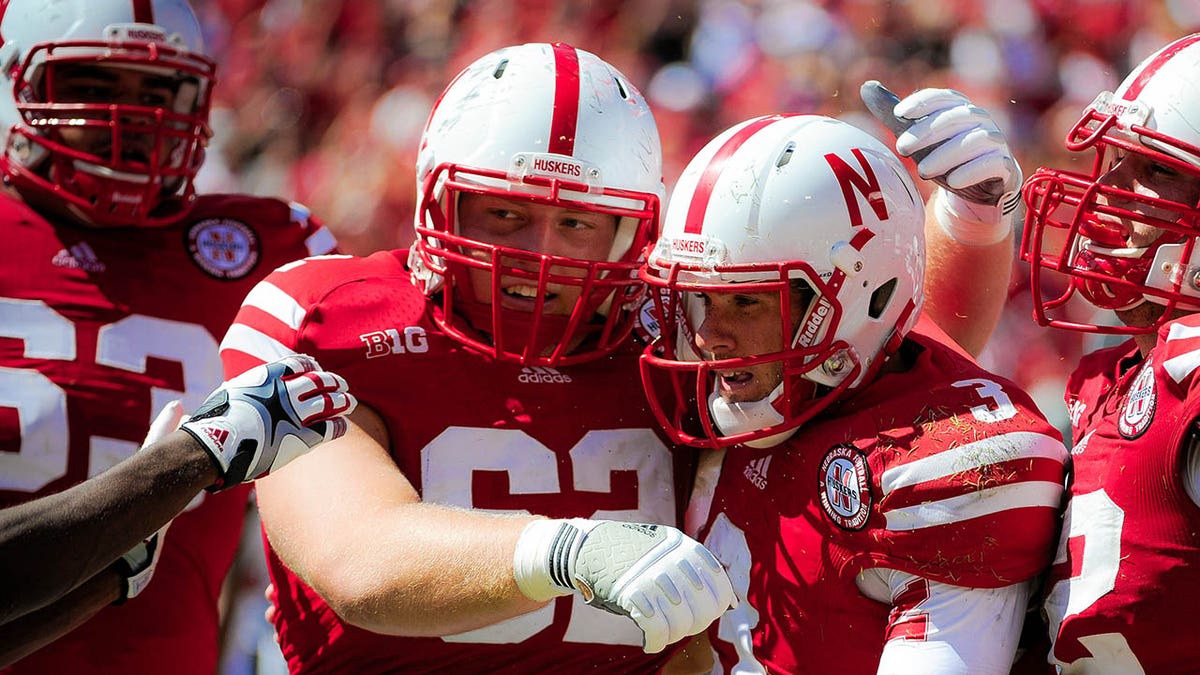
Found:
<box><xmin>613</xmin><ymin>77</ymin><xmax>628</xmax><ymax>100</ymax></box>
<box><xmin>868</xmin><ymin>278</ymin><xmax>898</xmax><ymax>319</ymax></box>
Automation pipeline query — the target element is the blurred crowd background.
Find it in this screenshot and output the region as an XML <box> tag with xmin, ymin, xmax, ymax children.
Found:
<box><xmin>196</xmin><ymin>1</ymin><xmax>1200</xmax><ymax>671</ymax></box>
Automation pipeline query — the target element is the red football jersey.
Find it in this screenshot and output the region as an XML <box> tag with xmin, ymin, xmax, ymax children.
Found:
<box><xmin>699</xmin><ymin>321</ymin><xmax>1067</xmax><ymax>673</ymax></box>
<box><xmin>0</xmin><ymin>193</ymin><xmax>333</xmax><ymax>674</ymax></box>
<box><xmin>219</xmin><ymin>251</ymin><xmax>697</xmax><ymax>674</ymax></box>
<box><xmin>1043</xmin><ymin>315</ymin><xmax>1200</xmax><ymax>673</ymax></box>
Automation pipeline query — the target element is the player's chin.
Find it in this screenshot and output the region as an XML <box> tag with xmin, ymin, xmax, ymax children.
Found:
<box><xmin>1114</xmin><ymin>300</ymin><xmax>1167</xmax><ymax>328</ymax></box>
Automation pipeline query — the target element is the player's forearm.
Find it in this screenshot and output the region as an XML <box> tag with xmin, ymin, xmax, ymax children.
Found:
<box><xmin>0</xmin><ymin>431</ymin><xmax>214</xmax><ymax>624</ymax></box>
<box><xmin>922</xmin><ymin>199</ymin><xmax>1013</xmax><ymax>357</ymax></box>
<box><xmin>295</xmin><ymin>503</ymin><xmax>545</xmax><ymax>636</ymax></box>
<box><xmin>0</xmin><ymin>565</ymin><xmax>121</xmax><ymax>666</ymax></box>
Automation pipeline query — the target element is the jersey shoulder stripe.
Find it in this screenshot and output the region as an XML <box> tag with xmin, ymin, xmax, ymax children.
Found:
<box><xmin>1163</xmin><ymin>319</ymin><xmax>1200</xmax><ymax>385</ymax></box>
<box><xmin>220</xmin><ymin>252</ymin><xmax>412</xmax><ymax>377</ymax></box>
<box><xmin>879</xmin><ymin>431</ymin><xmax>1066</xmax><ymax>531</ymax></box>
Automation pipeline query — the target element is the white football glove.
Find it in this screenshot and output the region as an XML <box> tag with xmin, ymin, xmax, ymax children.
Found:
<box><xmin>860</xmin><ymin>80</ymin><xmax>1023</xmax><ymax>245</ymax></box>
<box><xmin>513</xmin><ymin>518</ymin><xmax>736</xmax><ymax>654</ymax></box>
<box><xmin>180</xmin><ymin>354</ymin><xmax>356</xmax><ymax>491</ymax></box>
<box><xmin>113</xmin><ymin>400</ymin><xmax>186</xmax><ymax>603</ymax></box>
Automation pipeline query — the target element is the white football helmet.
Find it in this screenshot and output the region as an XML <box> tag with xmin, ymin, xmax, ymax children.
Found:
<box><xmin>640</xmin><ymin>115</ymin><xmax>925</xmax><ymax>448</ymax></box>
<box><xmin>0</xmin><ymin>0</ymin><xmax>215</xmax><ymax>228</ymax></box>
<box><xmin>409</xmin><ymin>42</ymin><xmax>663</xmax><ymax>366</ymax></box>
<box><xmin>1022</xmin><ymin>33</ymin><xmax>1200</xmax><ymax>333</ymax></box>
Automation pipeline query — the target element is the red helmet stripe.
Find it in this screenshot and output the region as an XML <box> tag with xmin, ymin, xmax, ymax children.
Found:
<box><xmin>549</xmin><ymin>43</ymin><xmax>581</xmax><ymax>156</ymax></box>
<box><xmin>1123</xmin><ymin>33</ymin><xmax>1200</xmax><ymax>100</ymax></box>
<box><xmin>132</xmin><ymin>0</ymin><xmax>155</xmax><ymax>23</ymax></box>
<box><xmin>849</xmin><ymin>227</ymin><xmax>875</xmax><ymax>250</ymax></box>
<box><xmin>683</xmin><ymin>115</ymin><xmax>790</xmax><ymax>234</ymax></box>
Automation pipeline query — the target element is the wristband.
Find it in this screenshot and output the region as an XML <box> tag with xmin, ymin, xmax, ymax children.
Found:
<box><xmin>512</xmin><ymin>518</ymin><xmax>598</xmax><ymax>602</ymax></box>
<box><xmin>933</xmin><ymin>187</ymin><xmax>1021</xmax><ymax>247</ymax></box>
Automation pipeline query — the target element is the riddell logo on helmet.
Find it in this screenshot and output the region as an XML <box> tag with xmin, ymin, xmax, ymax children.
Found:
<box><xmin>518</xmin><ymin>366</ymin><xmax>572</xmax><ymax>383</ymax></box>
<box><xmin>531</xmin><ymin>157</ymin><xmax>583</xmax><ymax>178</ymax></box>
<box><xmin>798</xmin><ymin>296</ymin><xmax>833</xmax><ymax>348</ymax></box>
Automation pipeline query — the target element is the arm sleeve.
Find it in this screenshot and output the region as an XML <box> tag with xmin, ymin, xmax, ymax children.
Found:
<box><xmin>859</xmin><ymin>567</ymin><xmax>1029</xmax><ymax>675</ymax></box>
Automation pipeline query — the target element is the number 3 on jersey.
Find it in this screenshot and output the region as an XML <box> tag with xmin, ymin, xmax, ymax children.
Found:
<box><xmin>0</xmin><ymin>297</ymin><xmax>221</xmax><ymax>494</ymax></box>
<box><xmin>952</xmin><ymin>378</ymin><xmax>1017</xmax><ymax>423</ymax></box>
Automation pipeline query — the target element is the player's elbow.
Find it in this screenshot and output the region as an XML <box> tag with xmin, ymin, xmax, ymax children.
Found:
<box><xmin>310</xmin><ymin>570</ymin><xmax>476</xmax><ymax>637</ymax></box>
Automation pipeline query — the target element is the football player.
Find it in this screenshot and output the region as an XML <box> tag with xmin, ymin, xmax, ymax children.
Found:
<box><xmin>218</xmin><ymin>42</ymin><xmax>735</xmax><ymax>673</ymax></box>
<box><xmin>639</xmin><ymin>113</ymin><xmax>1067</xmax><ymax>673</ymax></box>
<box><xmin>0</xmin><ymin>1</ymin><xmax>337</xmax><ymax>672</ymax></box>
<box><xmin>0</xmin><ymin>355</ymin><xmax>355</xmax><ymax>665</ymax></box>
<box><xmin>990</xmin><ymin>33</ymin><xmax>1200</xmax><ymax>672</ymax></box>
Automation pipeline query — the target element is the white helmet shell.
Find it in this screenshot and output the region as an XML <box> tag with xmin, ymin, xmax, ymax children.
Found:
<box><xmin>409</xmin><ymin>42</ymin><xmax>665</xmax><ymax>366</ymax></box>
<box><xmin>643</xmin><ymin>114</ymin><xmax>925</xmax><ymax>446</ymax></box>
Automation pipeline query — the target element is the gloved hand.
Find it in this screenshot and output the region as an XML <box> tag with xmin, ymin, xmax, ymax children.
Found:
<box><xmin>512</xmin><ymin>518</ymin><xmax>736</xmax><ymax>654</ymax></box>
<box><xmin>181</xmin><ymin>354</ymin><xmax>357</xmax><ymax>491</ymax></box>
<box><xmin>860</xmin><ymin>80</ymin><xmax>1023</xmax><ymax>245</ymax></box>
<box><xmin>113</xmin><ymin>400</ymin><xmax>186</xmax><ymax>603</ymax></box>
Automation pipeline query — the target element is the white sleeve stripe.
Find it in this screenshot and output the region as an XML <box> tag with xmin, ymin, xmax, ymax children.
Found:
<box><xmin>1165</xmin><ymin>322</ymin><xmax>1200</xmax><ymax>383</ymax></box>
<box><xmin>305</xmin><ymin>227</ymin><xmax>337</xmax><ymax>256</ymax></box>
<box><xmin>1164</xmin><ymin>349</ymin><xmax>1200</xmax><ymax>384</ymax></box>
<box><xmin>883</xmin><ymin>480</ymin><xmax>1063</xmax><ymax>531</ymax></box>
<box><xmin>1167</xmin><ymin>322</ymin><xmax>1200</xmax><ymax>342</ymax></box>
<box><xmin>243</xmin><ymin>281</ymin><xmax>307</xmax><ymax>330</ymax></box>
<box><xmin>880</xmin><ymin>431</ymin><xmax>1065</xmax><ymax>495</ymax></box>
<box><xmin>218</xmin><ymin>324</ymin><xmax>296</xmax><ymax>364</ymax></box>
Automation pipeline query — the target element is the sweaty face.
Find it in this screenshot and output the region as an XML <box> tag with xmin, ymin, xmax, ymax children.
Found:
<box><xmin>692</xmin><ymin>285</ymin><xmax>809</xmax><ymax>404</ymax></box>
<box><xmin>456</xmin><ymin>192</ymin><xmax>618</xmax><ymax>316</ymax></box>
<box><xmin>46</xmin><ymin>63</ymin><xmax>184</xmax><ymax>167</ymax></box>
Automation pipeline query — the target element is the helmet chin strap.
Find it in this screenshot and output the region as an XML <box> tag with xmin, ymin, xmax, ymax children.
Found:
<box><xmin>708</xmin><ymin>382</ymin><xmax>798</xmax><ymax>449</ymax></box>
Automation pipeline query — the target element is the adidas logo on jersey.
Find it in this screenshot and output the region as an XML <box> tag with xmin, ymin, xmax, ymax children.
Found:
<box><xmin>743</xmin><ymin>455</ymin><xmax>771</xmax><ymax>490</ymax></box>
<box><xmin>518</xmin><ymin>367</ymin><xmax>572</xmax><ymax>384</ymax></box>
<box><xmin>51</xmin><ymin>243</ymin><xmax>106</xmax><ymax>273</ymax></box>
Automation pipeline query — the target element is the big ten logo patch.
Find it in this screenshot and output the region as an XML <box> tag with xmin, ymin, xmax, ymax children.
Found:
<box><xmin>360</xmin><ymin>327</ymin><xmax>429</xmax><ymax>358</ymax></box>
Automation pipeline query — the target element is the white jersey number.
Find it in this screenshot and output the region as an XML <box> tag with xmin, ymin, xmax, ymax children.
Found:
<box><xmin>421</xmin><ymin>427</ymin><xmax>675</xmax><ymax>647</ymax></box>
<box><xmin>704</xmin><ymin>513</ymin><xmax>765</xmax><ymax>675</ymax></box>
<box><xmin>1044</xmin><ymin>489</ymin><xmax>1145</xmax><ymax>674</ymax></box>
<box><xmin>0</xmin><ymin>297</ymin><xmax>221</xmax><ymax>498</ymax></box>
<box><xmin>952</xmin><ymin>378</ymin><xmax>1018</xmax><ymax>423</ymax></box>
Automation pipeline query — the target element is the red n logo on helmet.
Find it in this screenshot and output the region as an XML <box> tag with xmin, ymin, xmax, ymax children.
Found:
<box><xmin>825</xmin><ymin>148</ymin><xmax>888</xmax><ymax>227</ymax></box>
